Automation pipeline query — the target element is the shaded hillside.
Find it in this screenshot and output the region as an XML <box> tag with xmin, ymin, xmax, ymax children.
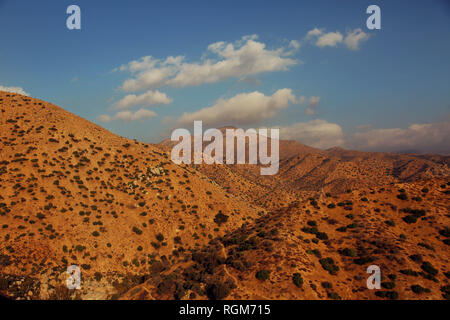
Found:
<box><xmin>122</xmin><ymin>178</ymin><xmax>450</xmax><ymax>300</ymax></box>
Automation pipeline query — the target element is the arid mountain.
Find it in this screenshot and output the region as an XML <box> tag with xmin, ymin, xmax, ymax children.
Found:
<box><xmin>123</xmin><ymin>178</ymin><xmax>450</xmax><ymax>300</ymax></box>
<box><xmin>158</xmin><ymin>127</ymin><xmax>449</xmax><ymax>209</ymax></box>
<box><xmin>0</xmin><ymin>91</ymin><xmax>448</xmax><ymax>301</ymax></box>
<box><xmin>0</xmin><ymin>91</ymin><xmax>262</xmax><ymax>299</ymax></box>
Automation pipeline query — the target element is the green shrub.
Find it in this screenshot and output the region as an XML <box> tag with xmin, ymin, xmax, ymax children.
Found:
<box><xmin>402</xmin><ymin>215</ymin><xmax>417</xmax><ymax>224</ymax></box>
<box><xmin>400</xmin><ymin>269</ymin><xmax>418</xmax><ymax>276</ymax></box>
<box><xmin>327</xmin><ymin>292</ymin><xmax>341</xmax><ymax>300</ymax></box>
<box><xmin>439</xmin><ymin>227</ymin><xmax>450</xmax><ymax>238</ymax></box>
<box><xmin>397</xmin><ymin>193</ymin><xmax>408</xmax><ymax>200</ymax></box>
<box><xmin>156</xmin><ymin>233</ymin><xmax>164</xmax><ymax>241</ymax></box>
<box><xmin>319</xmin><ymin>258</ymin><xmax>339</xmax><ymax>275</ymax></box>
<box><xmin>421</xmin><ymin>262</ymin><xmax>438</xmax><ymax>276</ymax></box>
<box><xmin>307</xmin><ymin>220</ymin><xmax>317</xmax><ymax>227</ymax></box>
<box><xmin>214</xmin><ymin>212</ymin><xmax>229</xmax><ymax>226</ymax></box>
<box><xmin>375</xmin><ymin>290</ymin><xmax>398</xmax><ymax>300</ymax></box>
<box><xmin>206</xmin><ymin>281</ymin><xmax>233</xmax><ymax>300</ymax></box>
<box><xmin>381</xmin><ymin>282</ymin><xmax>395</xmax><ymax>289</ymax></box>
<box><xmin>409</xmin><ymin>254</ymin><xmax>422</xmax><ymax>263</ymax></box>
<box><xmin>255</xmin><ymin>269</ymin><xmax>271</xmax><ymax>281</ymax></box>
<box><xmin>411</xmin><ymin>285</ymin><xmax>430</xmax><ymax>294</ymax></box>
<box><xmin>353</xmin><ymin>256</ymin><xmax>375</xmax><ymax>265</ymax></box>
<box><xmin>315</xmin><ymin>232</ymin><xmax>328</xmax><ymax>240</ymax></box>
<box><xmin>292</xmin><ymin>273</ymin><xmax>303</xmax><ymax>288</ymax></box>
<box><xmin>385</xmin><ymin>220</ymin><xmax>395</xmax><ymax>227</ymax></box>
<box><xmin>340</xmin><ymin>248</ymin><xmax>357</xmax><ymax>257</ymax></box>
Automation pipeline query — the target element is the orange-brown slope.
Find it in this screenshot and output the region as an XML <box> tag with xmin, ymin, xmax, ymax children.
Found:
<box><xmin>0</xmin><ymin>91</ymin><xmax>262</xmax><ymax>299</ymax></box>
<box><xmin>122</xmin><ymin>178</ymin><xmax>450</xmax><ymax>300</ymax></box>
<box><xmin>158</xmin><ymin>128</ymin><xmax>450</xmax><ymax>209</ymax></box>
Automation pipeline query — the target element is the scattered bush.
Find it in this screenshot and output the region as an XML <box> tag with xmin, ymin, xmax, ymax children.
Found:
<box><xmin>421</xmin><ymin>262</ymin><xmax>438</xmax><ymax>276</ymax></box>
<box><xmin>206</xmin><ymin>281</ymin><xmax>234</xmax><ymax>300</ymax></box>
<box><xmin>255</xmin><ymin>269</ymin><xmax>271</xmax><ymax>281</ymax></box>
<box><xmin>319</xmin><ymin>258</ymin><xmax>339</xmax><ymax>275</ymax></box>
<box><xmin>292</xmin><ymin>273</ymin><xmax>303</xmax><ymax>288</ymax></box>
<box><xmin>214</xmin><ymin>212</ymin><xmax>229</xmax><ymax>226</ymax></box>
<box><xmin>375</xmin><ymin>290</ymin><xmax>398</xmax><ymax>300</ymax></box>
<box><xmin>411</xmin><ymin>285</ymin><xmax>430</xmax><ymax>294</ymax></box>
<box><xmin>340</xmin><ymin>248</ymin><xmax>357</xmax><ymax>257</ymax></box>
<box><xmin>381</xmin><ymin>282</ymin><xmax>395</xmax><ymax>289</ymax></box>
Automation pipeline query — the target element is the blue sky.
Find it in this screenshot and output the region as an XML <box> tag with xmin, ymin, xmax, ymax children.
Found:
<box><xmin>0</xmin><ymin>0</ymin><xmax>449</xmax><ymax>153</ymax></box>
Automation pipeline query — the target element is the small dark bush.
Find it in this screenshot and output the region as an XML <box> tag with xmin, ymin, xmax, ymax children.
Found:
<box><xmin>292</xmin><ymin>273</ymin><xmax>303</xmax><ymax>288</ymax></box>
<box><xmin>214</xmin><ymin>212</ymin><xmax>229</xmax><ymax>226</ymax></box>
<box><xmin>206</xmin><ymin>281</ymin><xmax>233</xmax><ymax>300</ymax></box>
<box><xmin>340</xmin><ymin>248</ymin><xmax>357</xmax><ymax>257</ymax></box>
<box><xmin>319</xmin><ymin>258</ymin><xmax>339</xmax><ymax>275</ymax></box>
<box><xmin>375</xmin><ymin>291</ymin><xmax>398</xmax><ymax>300</ymax></box>
<box><xmin>397</xmin><ymin>193</ymin><xmax>408</xmax><ymax>200</ymax></box>
<box><xmin>381</xmin><ymin>282</ymin><xmax>395</xmax><ymax>289</ymax></box>
<box><xmin>411</xmin><ymin>285</ymin><xmax>430</xmax><ymax>294</ymax></box>
<box><xmin>421</xmin><ymin>262</ymin><xmax>438</xmax><ymax>276</ymax></box>
<box><xmin>255</xmin><ymin>270</ymin><xmax>271</xmax><ymax>281</ymax></box>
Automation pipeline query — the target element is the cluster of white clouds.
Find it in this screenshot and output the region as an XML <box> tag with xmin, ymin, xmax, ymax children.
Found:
<box><xmin>350</xmin><ymin>121</ymin><xmax>450</xmax><ymax>153</ymax></box>
<box><xmin>0</xmin><ymin>85</ymin><xmax>29</xmax><ymax>96</ymax></box>
<box><xmin>114</xmin><ymin>90</ymin><xmax>172</xmax><ymax>110</ymax></box>
<box><xmin>98</xmin><ymin>109</ymin><xmax>157</xmax><ymax>123</ymax></box>
<box><xmin>176</xmin><ymin>89</ymin><xmax>303</xmax><ymax>127</ymax></box>
<box><xmin>118</xmin><ymin>35</ymin><xmax>298</xmax><ymax>92</ymax></box>
<box><xmin>276</xmin><ymin>120</ymin><xmax>449</xmax><ymax>154</ymax></box>
<box><xmin>101</xmin><ymin>35</ymin><xmax>299</xmax><ymax>123</ymax></box>
<box><xmin>278</xmin><ymin>119</ymin><xmax>344</xmax><ymax>149</ymax></box>
<box><xmin>306</xmin><ymin>27</ymin><xmax>370</xmax><ymax>50</ymax></box>
<box><xmin>101</xmin><ymin>30</ymin><xmax>372</xmax><ymax>123</ymax></box>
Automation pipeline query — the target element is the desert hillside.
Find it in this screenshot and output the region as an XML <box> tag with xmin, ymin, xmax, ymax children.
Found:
<box><xmin>0</xmin><ymin>91</ymin><xmax>448</xmax><ymax>300</ymax></box>
<box><xmin>0</xmin><ymin>91</ymin><xmax>262</xmax><ymax>299</ymax></box>
<box><xmin>158</xmin><ymin>128</ymin><xmax>449</xmax><ymax>210</ymax></box>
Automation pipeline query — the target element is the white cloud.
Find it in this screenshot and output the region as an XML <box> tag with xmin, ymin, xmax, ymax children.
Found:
<box><xmin>349</xmin><ymin>121</ymin><xmax>450</xmax><ymax>154</ymax></box>
<box><xmin>114</xmin><ymin>109</ymin><xmax>157</xmax><ymax>122</ymax></box>
<box><xmin>0</xmin><ymin>85</ymin><xmax>29</xmax><ymax>96</ymax></box>
<box><xmin>177</xmin><ymin>89</ymin><xmax>302</xmax><ymax>127</ymax></box>
<box><xmin>305</xmin><ymin>96</ymin><xmax>320</xmax><ymax>115</ymax></box>
<box><xmin>305</xmin><ymin>28</ymin><xmax>323</xmax><ymax>39</ymax></box>
<box><xmin>277</xmin><ymin>120</ymin><xmax>449</xmax><ymax>153</ymax></box>
<box><xmin>355</xmin><ymin>124</ymin><xmax>372</xmax><ymax>131</ymax></box>
<box><xmin>118</xmin><ymin>35</ymin><xmax>298</xmax><ymax>91</ymax></box>
<box><xmin>115</xmin><ymin>90</ymin><xmax>172</xmax><ymax>110</ymax></box>
<box><xmin>316</xmin><ymin>31</ymin><xmax>343</xmax><ymax>47</ymax></box>
<box><xmin>344</xmin><ymin>28</ymin><xmax>370</xmax><ymax>50</ymax></box>
<box><xmin>309</xmin><ymin>96</ymin><xmax>320</xmax><ymax>107</ymax></box>
<box><xmin>278</xmin><ymin>119</ymin><xmax>344</xmax><ymax>149</ymax></box>
<box><xmin>98</xmin><ymin>109</ymin><xmax>157</xmax><ymax>123</ymax></box>
<box><xmin>97</xmin><ymin>114</ymin><xmax>112</xmax><ymax>123</ymax></box>
<box><xmin>289</xmin><ymin>40</ymin><xmax>300</xmax><ymax>50</ymax></box>
<box><xmin>305</xmin><ymin>28</ymin><xmax>370</xmax><ymax>50</ymax></box>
